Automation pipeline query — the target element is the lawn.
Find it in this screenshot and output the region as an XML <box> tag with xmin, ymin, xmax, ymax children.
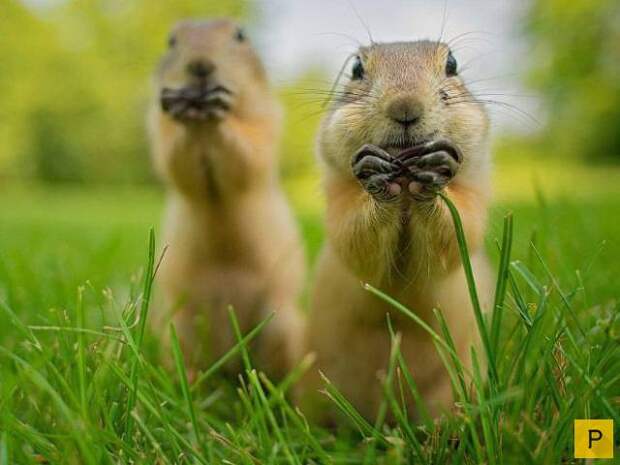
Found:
<box><xmin>0</xmin><ymin>158</ymin><xmax>619</xmax><ymax>464</ymax></box>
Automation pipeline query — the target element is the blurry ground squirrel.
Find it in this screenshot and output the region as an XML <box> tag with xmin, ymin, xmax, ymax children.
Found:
<box><xmin>300</xmin><ymin>40</ymin><xmax>494</xmax><ymax>422</ymax></box>
<box><xmin>148</xmin><ymin>19</ymin><xmax>305</xmax><ymax>377</ymax></box>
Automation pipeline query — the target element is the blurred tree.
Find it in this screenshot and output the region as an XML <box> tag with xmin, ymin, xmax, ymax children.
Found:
<box><xmin>278</xmin><ymin>70</ymin><xmax>326</xmax><ymax>180</ymax></box>
<box><xmin>27</xmin><ymin>107</ymin><xmax>85</xmax><ymax>182</ymax></box>
<box><xmin>0</xmin><ymin>0</ymin><xmax>249</xmax><ymax>184</ymax></box>
<box><xmin>525</xmin><ymin>0</ymin><xmax>620</xmax><ymax>161</ymax></box>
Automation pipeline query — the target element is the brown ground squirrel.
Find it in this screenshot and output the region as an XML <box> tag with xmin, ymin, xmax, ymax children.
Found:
<box><xmin>148</xmin><ymin>19</ymin><xmax>305</xmax><ymax>378</ymax></box>
<box><xmin>299</xmin><ymin>41</ymin><xmax>494</xmax><ymax>422</ymax></box>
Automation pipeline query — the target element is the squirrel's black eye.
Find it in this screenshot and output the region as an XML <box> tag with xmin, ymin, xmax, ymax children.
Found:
<box><xmin>168</xmin><ymin>35</ymin><xmax>176</xmax><ymax>48</ymax></box>
<box><xmin>235</xmin><ymin>28</ymin><xmax>246</xmax><ymax>42</ymax></box>
<box><xmin>351</xmin><ymin>56</ymin><xmax>364</xmax><ymax>80</ymax></box>
<box><xmin>446</xmin><ymin>50</ymin><xmax>457</xmax><ymax>76</ymax></box>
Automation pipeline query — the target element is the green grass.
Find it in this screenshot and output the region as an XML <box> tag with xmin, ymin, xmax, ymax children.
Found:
<box><xmin>0</xmin><ymin>181</ymin><xmax>619</xmax><ymax>464</ymax></box>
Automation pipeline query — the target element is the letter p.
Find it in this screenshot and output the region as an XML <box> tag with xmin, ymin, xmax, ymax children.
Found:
<box><xmin>588</xmin><ymin>429</ymin><xmax>603</xmax><ymax>449</ymax></box>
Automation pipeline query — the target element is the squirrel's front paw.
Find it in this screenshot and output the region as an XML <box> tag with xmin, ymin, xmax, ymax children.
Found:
<box><xmin>399</xmin><ymin>140</ymin><xmax>462</xmax><ymax>198</ymax></box>
<box><xmin>352</xmin><ymin>145</ymin><xmax>402</xmax><ymax>201</ymax></box>
<box><xmin>201</xmin><ymin>86</ymin><xmax>234</xmax><ymax>119</ymax></box>
<box><xmin>161</xmin><ymin>86</ymin><xmax>234</xmax><ymax>121</ymax></box>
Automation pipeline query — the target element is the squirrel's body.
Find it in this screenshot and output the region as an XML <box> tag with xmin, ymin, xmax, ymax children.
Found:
<box><xmin>300</xmin><ymin>41</ymin><xmax>493</xmax><ymax>421</ymax></box>
<box><xmin>149</xmin><ymin>19</ymin><xmax>304</xmax><ymax>376</ymax></box>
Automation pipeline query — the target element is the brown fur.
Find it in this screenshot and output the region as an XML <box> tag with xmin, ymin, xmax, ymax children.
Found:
<box><xmin>299</xmin><ymin>41</ymin><xmax>494</xmax><ymax>422</ymax></box>
<box><xmin>149</xmin><ymin>19</ymin><xmax>305</xmax><ymax>377</ymax></box>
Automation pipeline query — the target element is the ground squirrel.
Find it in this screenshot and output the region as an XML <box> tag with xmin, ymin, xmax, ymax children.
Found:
<box><xmin>300</xmin><ymin>40</ymin><xmax>494</xmax><ymax>422</ymax></box>
<box><xmin>148</xmin><ymin>19</ymin><xmax>305</xmax><ymax>377</ymax></box>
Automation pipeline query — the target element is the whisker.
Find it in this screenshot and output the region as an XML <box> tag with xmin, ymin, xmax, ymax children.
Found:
<box><xmin>436</xmin><ymin>0</ymin><xmax>450</xmax><ymax>46</ymax></box>
<box><xmin>462</xmin><ymin>74</ymin><xmax>522</xmax><ymax>87</ymax></box>
<box><xmin>346</xmin><ymin>0</ymin><xmax>374</xmax><ymax>45</ymax></box>
<box><xmin>445</xmin><ymin>30</ymin><xmax>494</xmax><ymax>48</ymax></box>
<box><xmin>311</xmin><ymin>31</ymin><xmax>363</xmax><ymax>48</ymax></box>
<box><xmin>447</xmin><ymin>98</ymin><xmax>540</xmax><ymax>125</ymax></box>
<box><xmin>447</xmin><ymin>91</ymin><xmax>537</xmax><ymax>99</ymax></box>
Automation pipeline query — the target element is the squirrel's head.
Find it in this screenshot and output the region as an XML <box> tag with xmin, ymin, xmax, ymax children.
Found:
<box><xmin>319</xmin><ymin>41</ymin><xmax>490</xmax><ymax>177</ymax></box>
<box><xmin>155</xmin><ymin>19</ymin><xmax>269</xmax><ymax>122</ymax></box>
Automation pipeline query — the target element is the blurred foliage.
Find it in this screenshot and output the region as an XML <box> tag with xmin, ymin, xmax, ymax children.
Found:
<box><xmin>525</xmin><ymin>0</ymin><xmax>620</xmax><ymax>161</ymax></box>
<box><xmin>0</xmin><ymin>0</ymin><xmax>250</xmax><ymax>183</ymax></box>
<box><xmin>278</xmin><ymin>71</ymin><xmax>325</xmax><ymax>180</ymax></box>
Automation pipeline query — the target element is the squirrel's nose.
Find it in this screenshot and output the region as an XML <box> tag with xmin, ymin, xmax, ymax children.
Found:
<box><xmin>186</xmin><ymin>60</ymin><xmax>215</xmax><ymax>79</ymax></box>
<box><xmin>386</xmin><ymin>96</ymin><xmax>424</xmax><ymax>127</ymax></box>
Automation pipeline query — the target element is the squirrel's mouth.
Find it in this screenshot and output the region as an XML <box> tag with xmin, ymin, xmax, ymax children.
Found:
<box><xmin>160</xmin><ymin>84</ymin><xmax>233</xmax><ymax>121</ymax></box>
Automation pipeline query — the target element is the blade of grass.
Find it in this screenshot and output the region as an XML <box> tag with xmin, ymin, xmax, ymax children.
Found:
<box><xmin>491</xmin><ymin>213</ymin><xmax>513</xmax><ymax>354</ymax></box>
<box><xmin>470</xmin><ymin>348</ymin><xmax>497</xmax><ymax>465</ymax></box>
<box><xmin>382</xmin><ymin>327</ymin><xmax>428</xmax><ymax>461</ymax></box>
<box><xmin>557</xmin><ymin>346</ymin><xmax>620</xmax><ymax>423</ymax></box>
<box><xmin>0</xmin><ymin>431</ymin><xmax>8</xmax><ymax>465</ymax></box>
<box><xmin>0</xmin><ymin>347</ymin><xmax>97</xmax><ymax>465</ymax></box>
<box><xmin>228</xmin><ymin>306</ymin><xmax>252</xmax><ymax>373</ymax></box>
<box><xmin>530</xmin><ymin>242</ymin><xmax>587</xmax><ymax>342</ymax></box>
<box><xmin>5</xmin><ymin>415</ymin><xmax>57</xmax><ymax>460</ymax></box>
<box><xmin>364</xmin><ymin>284</ymin><xmax>473</xmax><ymax>379</ymax></box>
<box><xmin>247</xmin><ymin>369</ymin><xmax>300</xmax><ymax>465</ymax></box>
<box><xmin>320</xmin><ymin>371</ymin><xmax>382</xmax><ymax>441</ymax></box>
<box><xmin>125</xmin><ymin>228</ymin><xmax>156</xmax><ymax>443</ymax></box>
<box><xmin>236</xmin><ymin>376</ymin><xmax>270</xmax><ymax>448</ymax></box>
<box><xmin>258</xmin><ymin>365</ymin><xmax>331</xmax><ymax>465</ymax></box>
<box><xmin>191</xmin><ymin>312</ymin><xmax>274</xmax><ymax>392</ymax></box>
<box><xmin>511</xmin><ymin>261</ymin><xmax>543</xmax><ymax>296</ymax></box>
<box><xmin>433</xmin><ymin>308</ymin><xmax>469</xmax><ymax>403</ymax></box>
<box><xmin>0</xmin><ymin>300</ymin><xmax>42</xmax><ymax>351</ymax></box>
<box><xmin>228</xmin><ymin>309</ymin><xmax>272</xmax><ymax>451</ymax></box>
<box><xmin>364</xmin><ymin>322</ymin><xmax>402</xmax><ymax>465</ymax></box>
<box><xmin>438</xmin><ymin>192</ymin><xmax>498</xmax><ymax>387</ymax></box>
<box><xmin>108</xmin><ymin>362</ymin><xmax>208</xmax><ymax>464</ymax></box>
<box><xmin>210</xmin><ymin>427</ymin><xmax>257</xmax><ymax>465</ymax></box>
<box><xmin>75</xmin><ymin>286</ymin><xmax>87</xmax><ymax>419</ymax></box>
<box><xmin>130</xmin><ymin>410</ymin><xmax>173</xmax><ymax>465</ymax></box>
<box><xmin>384</xmin><ymin>317</ymin><xmax>433</xmax><ymax>428</ymax></box>
<box><xmin>27</xmin><ymin>325</ymin><xmax>126</xmax><ymax>343</ymax></box>
<box><xmin>507</xmin><ymin>270</ymin><xmax>533</xmax><ymax>328</ymax></box>
<box><xmin>170</xmin><ymin>323</ymin><xmax>209</xmax><ymax>461</ymax></box>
